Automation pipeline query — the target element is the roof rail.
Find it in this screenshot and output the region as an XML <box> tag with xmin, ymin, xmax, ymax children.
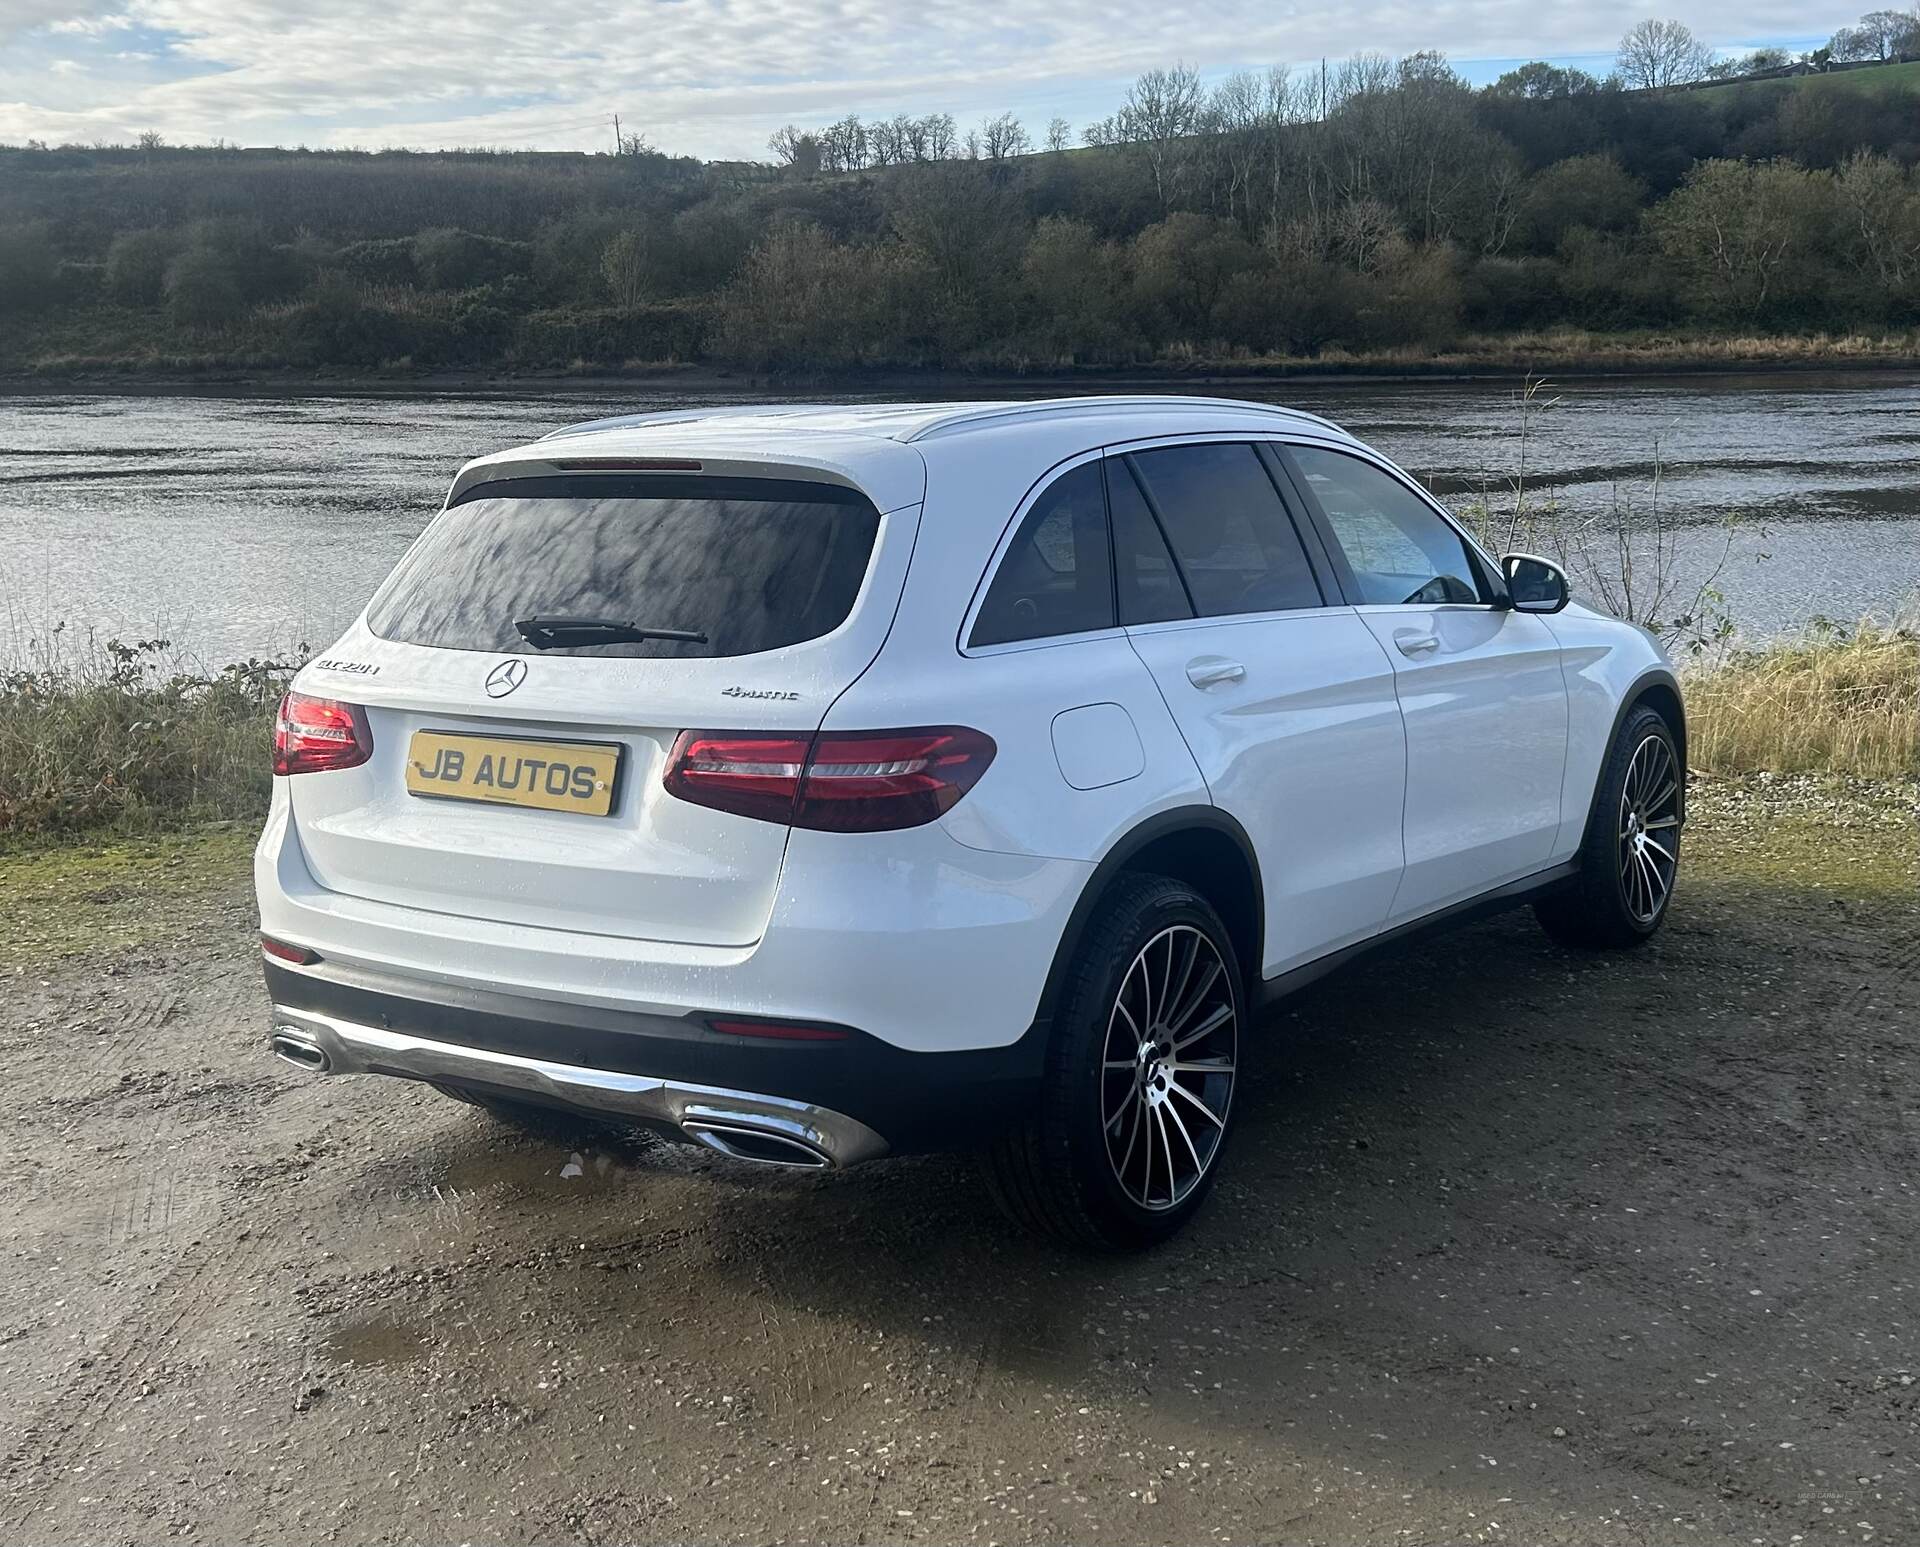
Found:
<box><xmin>899</xmin><ymin>395</ymin><xmax>1344</xmax><ymax>443</ymax></box>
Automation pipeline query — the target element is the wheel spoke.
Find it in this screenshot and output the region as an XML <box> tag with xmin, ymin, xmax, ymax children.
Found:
<box><xmin>1644</xmin><ymin>814</ymin><xmax>1679</xmax><ymax>830</ymax></box>
<box><xmin>1635</xmin><ymin>851</ymin><xmax>1660</xmax><ymax>917</ymax></box>
<box><xmin>1645</xmin><ymin>778</ymin><xmax>1677</xmax><ymax>814</ymax></box>
<box><xmin>1115</xmin><ymin>1095</ymin><xmax>1143</xmax><ymax>1178</ymax></box>
<box><xmin>1141</xmin><ymin>1097</ymin><xmax>1157</xmax><ymax>1204</ymax></box>
<box><xmin>1167</xmin><ymin>1078</ymin><xmax>1226</xmax><ymax>1129</ymax></box>
<box><xmin>1164</xmin><ymin>932</ymin><xmax>1198</xmax><ymax>1034</ymax></box>
<box><xmin>1155</xmin><ymin>1106</ymin><xmax>1177</xmax><ymax>1204</ymax></box>
<box><xmin>1167</xmin><ymin>1057</ymin><xmax>1234</xmax><ymax>1075</ymax></box>
<box><xmin>1165</xmin><ymin>1097</ymin><xmax>1204</xmax><ymax>1179</ymax></box>
<box><xmin>1643</xmin><ymin>834</ymin><xmax>1676</xmax><ymax>865</ymax></box>
<box><xmin>1172</xmin><ymin>1001</ymin><xmax>1231</xmax><ymax>1053</ymax></box>
<box><xmin>1165</xmin><ymin>960</ymin><xmax>1222</xmax><ymax>1037</ymax></box>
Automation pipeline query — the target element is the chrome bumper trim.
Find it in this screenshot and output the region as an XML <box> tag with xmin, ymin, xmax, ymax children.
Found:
<box><xmin>266</xmin><ymin>1005</ymin><xmax>890</xmax><ymax>1168</ymax></box>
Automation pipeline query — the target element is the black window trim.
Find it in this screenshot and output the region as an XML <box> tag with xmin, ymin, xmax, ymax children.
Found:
<box><xmin>1271</xmin><ymin>438</ymin><xmax>1512</xmax><ymax>611</ymax></box>
<box><xmin>960</xmin><ymin>448</ymin><xmax>1127</xmax><ymax>657</ymax></box>
<box><xmin>1108</xmin><ymin>435</ymin><xmax>1340</xmax><ymax>630</ymax></box>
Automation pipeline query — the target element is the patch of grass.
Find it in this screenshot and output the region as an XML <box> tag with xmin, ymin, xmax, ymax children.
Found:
<box><xmin>1683</xmin><ymin>774</ymin><xmax>1919</xmax><ymax>900</ymax></box>
<box><xmin>0</xmin><ymin>824</ymin><xmax>256</xmax><ymax>971</ymax></box>
<box><xmin>1696</xmin><ymin>58</ymin><xmax>1920</xmax><ymax>104</ymax></box>
<box><xmin>1686</xmin><ymin>619</ymin><xmax>1919</xmax><ymax>779</ymax></box>
<box><xmin>0</xmin><ymin>633</ymin><xmax>296</xmax><ymax>837</ymax></box>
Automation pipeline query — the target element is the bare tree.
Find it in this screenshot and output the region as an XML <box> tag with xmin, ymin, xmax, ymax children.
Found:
<box><xmin>1615</xmin><ymin>18</ymin><xmax>1716</xmax><ymax>88</ymax></box>
<box><xmin>1830</xmin><ymin>8</ymin><xmax>1920</xmax><ymax>59</ymax></box>
<box><xmin>869</xmin><ymin>115</ymin><xmax>911</xmax><ymax>167</ymax></box>
<box><xmin>819</xmin><ymin>115</ymin><xmax>868</xmax><ymax>172</ymax></box>
<box><xmin>767</xmin><ymin>124</ymin><xmax>806</xmax><ymax>165</ymax></box>
<box><xmin>922</xmin><ymin>113</ymin><xmax>958</xmax><ymax>160</ymax></box>
<box><xmin>980</xmin><ymin>112</ymin><xmax>1031</xmax><ymax>160</ymax></box>
<box><xmin>1045</xmin><ymin>116</ymin><xmax>1071</xmax><ymax>153</ymax></box>
<box><xmin>600</xmin><ymin>229</ymin><xmax>654</xmax><ymax>309</ymax></box>
<box><xmin>1116</xmin><ymin>63</ymin><xmax>1206</xmax><ymax>210</ymax></box>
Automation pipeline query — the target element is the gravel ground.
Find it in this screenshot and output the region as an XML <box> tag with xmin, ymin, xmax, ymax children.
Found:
<box><xmin>1</xmin><ymin>778</ymin><xmax>1915</xmax><ymax>1545</ymax></box>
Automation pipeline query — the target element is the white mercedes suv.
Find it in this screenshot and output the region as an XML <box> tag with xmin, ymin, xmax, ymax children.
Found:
<box><xmin>257</xmin><ymin>397</ymin><xmax>1684</xmax><ymax>1248</ymax></box>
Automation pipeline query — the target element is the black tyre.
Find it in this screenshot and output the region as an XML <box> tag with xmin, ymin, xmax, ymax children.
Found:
<box><xmin>986</xmin><ymin>873</ymin><xmax>1243</xmax><ymax>1250</ymax></box>
<box><xmin>1534</xmin><ymin>702</ymin><xmax>1683</xmax><ymax>949</ymax></box>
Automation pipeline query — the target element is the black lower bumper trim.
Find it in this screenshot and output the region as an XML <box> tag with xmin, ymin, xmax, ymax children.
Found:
<box><xmin>261</xmin><ymin>959</ymin><xmax>1046</xmax><ymax>1155</ymax></box>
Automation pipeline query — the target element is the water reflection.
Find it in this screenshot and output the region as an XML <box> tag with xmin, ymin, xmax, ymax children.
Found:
<box><xmin>1</xmin><ymin>374</ymin><xmax>1916</xmax><ymax>666</ymax></box>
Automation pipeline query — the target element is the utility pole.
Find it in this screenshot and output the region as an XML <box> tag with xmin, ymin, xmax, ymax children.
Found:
<box><xmin>612</xmin><ymin>113</ymin><xmax>621</xmax><ymax>155</ymax></box>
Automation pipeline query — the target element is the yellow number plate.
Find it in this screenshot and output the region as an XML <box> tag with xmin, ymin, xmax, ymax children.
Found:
<box><xmin>405</xmin><ymin>731</ymin><xmax>621</xmax><ymax>817</ymax></box>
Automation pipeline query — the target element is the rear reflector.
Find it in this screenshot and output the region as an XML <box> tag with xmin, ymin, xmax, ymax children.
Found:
<box><xmin>273</xmin><ymin>692</ymin><xmax>373</xmax><ymax>777</ymax></box>
<box><xmin>261</xmin><ymin>934</ymin><xmax>320</xmax><ymax>965</ymax></box>
<box><xmin>709</xmin><ymin>1017</ymin><xmax>849</xmax><ymax>1042</ymax></box>
<box><xmin>664</xmin><ymin>727</ymin><xmax>996</xmax><ymax>832</ymax></box>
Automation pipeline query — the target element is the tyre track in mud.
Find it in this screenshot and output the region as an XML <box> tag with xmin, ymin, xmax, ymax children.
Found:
<box><xmin>2</xmin><ymin>805</ymin><xmax>1917</xmax><ymax>1544</ymax></box>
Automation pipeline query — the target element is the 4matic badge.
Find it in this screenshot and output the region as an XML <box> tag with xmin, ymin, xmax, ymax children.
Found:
<box><xmin>722</xmin><ymin>686</ymin><xmax>801</xmax><ymax>701</ymax></box>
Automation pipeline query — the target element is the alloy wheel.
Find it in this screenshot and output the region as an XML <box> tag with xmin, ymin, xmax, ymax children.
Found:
<box><xmin>1100</xmin><ymin>925</ymin><xmax>1236</xmax><ymax>1211</ymax></box>
<box><xmin>1618</xmin><ymin>733</ymin><xmax>1680</xmax><ymax>924</ymax></box>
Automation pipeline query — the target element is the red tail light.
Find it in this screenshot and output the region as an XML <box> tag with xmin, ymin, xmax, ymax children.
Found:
<box><xmin>664</xmin><ymin>726</ymin><xmax>996</xmax><ymax>832</ymax></box>
<box><xmin>273</xmin><ymin>691</ymin><xmax>373</xmax><ymax>776</ymax></box>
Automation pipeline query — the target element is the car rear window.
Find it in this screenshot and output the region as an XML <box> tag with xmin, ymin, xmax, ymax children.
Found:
<box><xmin>366</xmin><ymin>474</ymin><xmax>881</xmax><ymax>659</ymax></box>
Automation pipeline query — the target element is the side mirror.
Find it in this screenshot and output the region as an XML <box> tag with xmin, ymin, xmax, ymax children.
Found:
<box><xmin>1503</xmin><ymin>553</ymin><xmax>1569</xmax><ymax>614</ymax></box>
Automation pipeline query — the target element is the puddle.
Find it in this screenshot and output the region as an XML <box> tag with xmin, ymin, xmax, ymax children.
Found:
<box><xmin>322</xmin><ymin>1318</ymin><xmax>428</xmax><ymax>1367</ymax></box>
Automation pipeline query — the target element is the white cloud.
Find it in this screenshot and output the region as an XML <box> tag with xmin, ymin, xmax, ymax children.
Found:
<box><xmin>0</xmin><ymin>0</ymin><xmax>1874</xmax><ymax>157</ymax></box>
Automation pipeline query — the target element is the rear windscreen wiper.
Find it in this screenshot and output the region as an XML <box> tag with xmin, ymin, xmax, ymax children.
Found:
<box><xmin>513</xmin><ymin>615</ymin><xmax>709</xmax><ymax>650</ymax></box>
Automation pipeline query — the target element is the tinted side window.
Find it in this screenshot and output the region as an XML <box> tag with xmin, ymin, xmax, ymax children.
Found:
<box><xmin>970</xmin><ymin>462</ymin><xmax>1115</xmax><ymax>647</ymax></box>
<box><xmin>1128</xmin><ymin>443</ymin><xmax>1321</xmax><ymax>618</ymax></box>
<box><xmin>1106</xmin><ymin>459</ymin><xmax>1193</xmax><ymax>626</ymax></box>
<box><xmin>1289</xmin><ymin>447</ymin><xmax>1486</xmax><ymax>607</ymax></box>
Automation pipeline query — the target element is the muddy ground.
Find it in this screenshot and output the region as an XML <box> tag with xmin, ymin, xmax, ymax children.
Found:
<box><xmin>1</xmin><ymin>778</ymin><xmax>1915</xmax><ymax>1546</ymax></box>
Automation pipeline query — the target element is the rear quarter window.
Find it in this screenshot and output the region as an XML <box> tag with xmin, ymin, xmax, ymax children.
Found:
<box><xmin>366</xmin><ymin>474</ymin><xmax>881</xmax><ymax>659</ymax></box>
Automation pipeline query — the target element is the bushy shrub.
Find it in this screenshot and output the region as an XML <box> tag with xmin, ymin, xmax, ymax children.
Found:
<box><xmin>412</xmin><ymin>228</ymin><xmax>532</xmax><ymax>290</ymax></box>
<box><xmin>713</xmin><ymin>222</ymin><xmax>930</xmax><ymax>368</ymax></box>
<box><xmin>0</xmin><ymin>222</ymin><xmax>60</xmax><ymax>317</ymax></box>
<box><xmin>163</xmin><ymin>246</ymin><xmax>246</xmax><ymax>328</ymax></box>
<box><xmin>1021</xmin><ymin>217</ymin><xmax>1139</xmax><ymax>362</ymax></box>
<box><xmin>334</xmin><ymin>237</ymin><xmax>419</xmax><ymax>288</ymax></box>
<box><xmin>105</xmin><ymin>228</ymin><xmax>180</xmax><ymax>306</ymax></box>
<box><xmin>1462</xmin><ymin>256</ymin><xmax>1569</xmax><ymax>331</ymax></box>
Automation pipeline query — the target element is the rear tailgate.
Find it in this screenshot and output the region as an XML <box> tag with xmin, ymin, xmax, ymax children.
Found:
<box><xmin>286</xmin><ymin>469</ymin><xmax>919</xmax><ymax>947</ymax></box>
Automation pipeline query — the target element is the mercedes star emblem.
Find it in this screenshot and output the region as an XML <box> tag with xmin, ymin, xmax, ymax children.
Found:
<box><xmin>484</xmin><ymin>658</ymin><xmax>528</xmax><ymax>698</ymax></box>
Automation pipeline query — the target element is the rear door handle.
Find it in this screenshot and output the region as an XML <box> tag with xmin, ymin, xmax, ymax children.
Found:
<box><xmin>1185</xmin><ymin>657</ymin><xmax>1246</xmax><ymax>689</ymax></box>
<box><xmin>1394</xmin><ymin>631</ymin><xmax>1440</xmax><ymax>658</ymax></box>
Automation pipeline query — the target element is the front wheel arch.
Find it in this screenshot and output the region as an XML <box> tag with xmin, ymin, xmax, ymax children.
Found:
<box><xmin>1577</xmin><ymin>668</ymin><xmax>1687</xmax><ymax>851</ymax></box>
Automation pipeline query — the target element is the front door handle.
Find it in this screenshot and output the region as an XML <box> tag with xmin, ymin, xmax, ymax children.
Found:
<box><xmin>1185</xmin><ymin>656</ymin><xmax>1246</xmax><ymax>689</ymax></box>
<box><xmin>1394</xmin><ymin>631</ymin><xmax>1440</xmax><ymax>658</ymax></box>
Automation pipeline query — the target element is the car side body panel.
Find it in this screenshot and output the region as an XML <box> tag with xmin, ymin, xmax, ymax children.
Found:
<box><xmin>1536</xmin><ymin>602</ymin><xmax>1680</xmax><ymax>861</ymax></box>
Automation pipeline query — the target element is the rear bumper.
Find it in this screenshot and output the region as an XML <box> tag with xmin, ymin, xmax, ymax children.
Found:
<box><xmin>262</xmin><ymin>957</ymin><xmax>1048</xmax><ymax>1158</ymax></box>
<box><xmin>254</xmin><ymin>788</ymin><xmax>1088</xmax><ymax>1059</ymax></box>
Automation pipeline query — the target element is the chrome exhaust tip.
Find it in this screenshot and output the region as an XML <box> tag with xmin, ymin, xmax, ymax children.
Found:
<box><xmin>682</xmin><ymin>1120</ymin><xmax>833</xmax><ymax>1169</ymax></box>
<box><xmin>270</xmin><ymin>1027</ymin><xmax>331</xmax><ymax>1074</ymax></box>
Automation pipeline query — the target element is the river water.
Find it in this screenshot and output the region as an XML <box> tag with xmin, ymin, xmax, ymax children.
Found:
<box><xmin>2</xmin><ymin>374</ymin><xmax>1917</xmax><ymax>668</ymax></box>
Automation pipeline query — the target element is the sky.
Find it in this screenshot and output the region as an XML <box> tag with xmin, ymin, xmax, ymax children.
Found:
<box><xmin>0</xmin><ymin>0</ymin><xmax>1862</xmax><ymax>159</ymax></box>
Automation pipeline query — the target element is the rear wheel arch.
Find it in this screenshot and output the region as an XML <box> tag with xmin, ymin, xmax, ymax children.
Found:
<box><xmin>1034</xmin><ymin>808</ymin><xmax>1264</xmax><ymax>1033</ymax></box>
